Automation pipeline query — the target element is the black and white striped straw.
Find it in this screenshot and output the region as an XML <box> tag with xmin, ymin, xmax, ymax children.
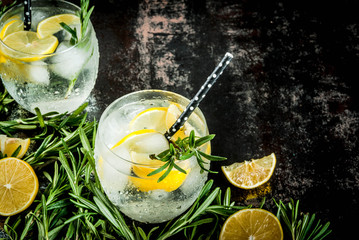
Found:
<box><xmin>165</xmin><ymin>52</ymin><xmax>233</xmax><ymax>140</ymax></box>
<box><xmin>24</xmin><ymin>0</ymin><xmax>32</xmax><ymax>30</ymax></box>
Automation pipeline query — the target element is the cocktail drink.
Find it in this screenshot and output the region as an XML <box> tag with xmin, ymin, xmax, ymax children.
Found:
<box><xmin>94</xmin><ymin>90</ymin><xmax>210</xmax><ymax>223</ymax></box>
<box><xmin>0</xmin><ymin>0</ymin><xmax>99</xmax><ymax>114</ymax></box>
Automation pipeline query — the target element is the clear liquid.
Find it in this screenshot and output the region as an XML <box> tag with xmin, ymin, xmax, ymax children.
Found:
<box><xmin>95</xmin><ymin>98</ymin><xmax>209</xmax><ymax>223</ymax></box>
<box><xmin>0</xmin><ymin>5</ymin><xmax>99</xmax><ymax>114</ymax></box>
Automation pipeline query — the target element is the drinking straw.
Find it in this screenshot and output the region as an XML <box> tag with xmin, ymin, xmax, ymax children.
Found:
<box><xmin>23</xmin><ymin>0</ymin><xmax>31</xmax><ymax>30</ymax></box>
<box><xmin>165</xmin><ymin>52</ymin><xmax>233</xmax><ymax>140</ymax></box>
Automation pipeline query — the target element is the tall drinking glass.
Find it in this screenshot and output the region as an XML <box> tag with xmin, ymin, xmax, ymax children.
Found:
<box><xmin>0</xmin><ymin>0</ymin><xmax>99</xmax><ymax>114</ymax></box>
<box><xmin>94</xmin><ymin>90</ymin><xmax>210</xmax><ymax>223</ymax></box>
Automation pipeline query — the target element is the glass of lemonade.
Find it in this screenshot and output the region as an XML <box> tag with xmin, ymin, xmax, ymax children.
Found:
<box><xmin>94</xmin><ymin>90</ymin><xmax>211</xmax><ymax>223</ymax></box>
<box><xmin>0</xmin><ymin>0</ymin><xmax>99</xmax><ymax>114</ymax></box>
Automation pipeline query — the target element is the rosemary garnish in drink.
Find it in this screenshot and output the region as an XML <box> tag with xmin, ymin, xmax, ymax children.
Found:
<box><xmin>149</xmin><ymin>130</ymin><xmax>227</xmax><ymax>182</ymax></box>
<box><xmin>60</xmin><ymin>0</ymin><xmax>94</xmax><ymax>44</ymax></box>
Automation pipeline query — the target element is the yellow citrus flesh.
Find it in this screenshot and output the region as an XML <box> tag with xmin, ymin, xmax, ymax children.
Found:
<box><xmin>219</xmin><ymin>208</ymin><xmax>283</xmax><ymax>240</ymax></box>
<box><xmin>0</xmin><ymin>135</ymin><xmax>30</xmax><ymax>159</ymax></box>
<box><xmin>37</xmin><ymin>13</ymin><xmax>80</xmax><ymax>38</ymax></box>
<box><xmin>2</xmin><ymin>31</ymin><xmax>58</xmax><ymax>61</ymax></box>
<box><xmin>111</xmin><ymin>129</ymin><xmax>188</xmax><ymax>192</ymax></box>
<box><xmin>129</xmin><ymin>107</ymin><xmax>167</xmax><ymax>133</ymax></box>
<box><xmin>221</xmin><ymin>153</ymin><xmax>276</xmax><ymax>189</ymax></box>
<box><xmin>0</xmin><ymin>19</ymin><xmax>24</xmax><ymax>40</ymax></box>
<box><xmin>130</xmin><ymin>151</ymin><xmax>189</xmax><ymax>192</ymax></box>
<box><xmin>0</xmin><ymin>157</ymin><xmax>39</xmax><ymax>216</ymax></box>
<box><xmin>111</xmin><ymin>129</ymin><xmax>157</xmax><ymax>149</ymax></box>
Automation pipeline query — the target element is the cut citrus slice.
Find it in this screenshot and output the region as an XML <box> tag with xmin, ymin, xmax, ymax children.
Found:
<box><xmin>129</xmin><ymin>107</ymin><xmax>167</xmax><ymax>133</ymax></box>
<box><xmin>130</xmin><ymin>151</ymin><xmax>188</xmax><ymax>192</ymax></box>
<box><xmin>111</xmin><ymin>129</ymin><xmax>157</xmax><ymax>149</ymax></box>
<box><xmin>2</xmin><ymin>31</ymin><xmax>58</xmax><ymax>61</ymax></box>
<box><xmin>0</xmin><ymin>19</ymin><xmax>24</xmax><ymax>40</ymax></box>
<box><xmin>0</xmin><ymin>157</ymin><xmax>39</xmax><ymax>216</ymax></box>
<box><xmin>37</xmin><ymin>13</ymin><xmax>80</xmax><ymax>38</ymax></box>
<box><xmin>219</xmin><ymin>208</ymin><xmax>283</xmax><ymax>240</ymax></box>
<box><xmin>221</xmin><ymin>153</ymin><xmax>276</xmax><ymax>189</ymax></box>
<box><xmin>0</xmin><ymin>135</ymin><xmax>30</xmax><ymax>159</ymax></box>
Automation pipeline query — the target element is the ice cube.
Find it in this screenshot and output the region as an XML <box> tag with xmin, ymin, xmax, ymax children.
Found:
<box><xmin>54</xmin><ymin>23</ymin><xmax>81</xmax><ymax>42</ymax></box>
<box><xmin>26</xmin><ymin>61</ymin><xmax>49</xmax><ymax>85</ymax></box>
<box><xmin>50</xmin><ymin>41</ymin><xmax>87</xmax><ymax>80</ymax></box>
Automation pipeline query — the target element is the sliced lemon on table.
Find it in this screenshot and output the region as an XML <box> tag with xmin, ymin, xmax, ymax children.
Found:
<box><xmin>129</xmin><ymin>107</ymin><xmax>167</xmax><ymax>133</ymax></box>
<box><xmin>37</xmin><ymin>13</ymin><xmax>80</xmax><ymax>38</ymax></box>
<box><xmin>2</xmin><ymin>31</ymin><xmax>58</xmax><ymax>61</ymax></box>
<box><xmin>0</xmin><ymin>157</ymin><xmax>39</xmax><ymax>216</ymax></box>
<box><xmin>0</xmin><ymin>135</ymin><xmax>30</xmax><ymax>159</ymax></box>
<box><xmin>221</xmin><ymin>153</ymin><xmax>276</xmax><ymax>189</ymax></box>
<box><xmin>219</xmin><ymin>208</ymin><xmax>283</xmax><ymax>240</ymax></box>
<box><xmin>0</xmin><ymin>19</ymin><xmax>24</xmax><ymax>40</ymax></box>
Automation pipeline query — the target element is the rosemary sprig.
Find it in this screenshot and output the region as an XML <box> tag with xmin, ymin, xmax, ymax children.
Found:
<box><xmin>275</xmin><ymin>199</ymin><xmax>332</xmax><ymax>240</ymax></box>
<box><xmin>150</xmin><ymin>130</ymin><xmax>227</xmax><ymax>182</ymax></box>
<box><xmin>0</xmin><ymin>0</ymin><xmax>17</xmax><ymax>17</ymax></box>
<box><xmin>60</xmin><ymin>0</ymin><xmax>94</xmax><ymax>44</ymax></box>
<box><xmin>0</xmin><ymin>84</ymin><xmax>14</xmax><ymax>117</ymax></box>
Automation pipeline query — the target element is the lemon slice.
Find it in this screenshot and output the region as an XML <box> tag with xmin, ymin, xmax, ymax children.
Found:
<box><xmin>219</xmin><ymin>208</ymin><xmax>283</xmax><ymax>240</ymax></box>
<box><xmin>0</xmin><ymin>157</ymin><xmax>39</xmax><ymax>216</ymax></box>
<box><xmin>0</xmin><ymin>19</ymin><xmax>24</xmax><ymax>40</ymax></box>
<box><xmin>111</xmin><ymin>129</ymin><xmax>157</xmax><ymax>149</ymax></box>
<box><xmin>129</xmin><ymin>107</ymin><xmax>167</xmax><ymax>133</ymax></box>
<box><xmin>2</xmin><ymin>31</ymin><xmax>58</xmax><ymax>61</ymax></box>
<box><xmin>37</xmin><ymin>13</ymin><xmax>80</xmax><ymax>38</ymax></box>
<box><xmin>0</xmin><ymin>135</ymin><xmax>30</xmax><ymax>159</ymax></box>
<box><xmin>221</xmin><ymin>153</ymin><xmax>276</xmax><ymax>189</ymax></box>
<box><xmin>130</xmin><ymin>151</ymin><xmax>188</xmax><ymax>192</ymax></box>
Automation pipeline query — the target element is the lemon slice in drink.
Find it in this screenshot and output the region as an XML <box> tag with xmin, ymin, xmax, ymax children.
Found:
<box><xmin>37</xmin><ymin>14</ymin><xmax>80</xmax><ymax>38</ymax></box>
<box><xmin>221</xmin><ymin>153</ymin><xmax>276</xmax><ymax>189</ymax></box>
<box><xmin>112</xmin><ymin>129</ymin><xmax>188</xmax><ymax>192</ymax></box>
<box><xmin>0</xmin><ymin>157</ymin><xmax>39</xmax><ymax>216</ymax></box>
<box><xmin>130</xmin><ymin>151</ymin><xmax>188</xmax><ymax>192</ymax></box>
<box><xmin>219</xmin><ymin>208</ymin><xmax>283</xmax><ymax>240</ymax></box>
<box><xmin>0</xmin><ymin>19</ymin><xmax>24</xmax><ymax>40</ymax></box>
<box><xmin>0</xmin><ymin>135</ymin><xmax>30</xmax><ymax>159</ymax></box>
<box><xmin>129</xmin><ymin>107</ymin><xmax>167</xmax><ymax>133</ymax></box>
<box><xmin>2</xmin><ymin>31</ymin><xmax>58</xmax><ymax>61</ymax></box>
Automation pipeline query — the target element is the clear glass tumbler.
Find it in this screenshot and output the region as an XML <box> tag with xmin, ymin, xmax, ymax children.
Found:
<box><xmin>94</xmin><ymin>90</ymin><xmax>210</xmax><ymax>223</ymax></box>
<box><xmin>0</xmin><ymin>0</ymin><xmax>99</xmax><ymax>114</ymax></box>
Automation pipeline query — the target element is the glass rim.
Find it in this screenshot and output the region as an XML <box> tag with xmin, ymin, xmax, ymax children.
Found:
<box><xmin>0</xmin><ymin>0</ymin><xmax>93</xmax><ymax>57</ymax></box>
<box><xmin>97</xmin><ymin>89</ymin><xmax>209</xmax><ymax>166</ymax></box>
